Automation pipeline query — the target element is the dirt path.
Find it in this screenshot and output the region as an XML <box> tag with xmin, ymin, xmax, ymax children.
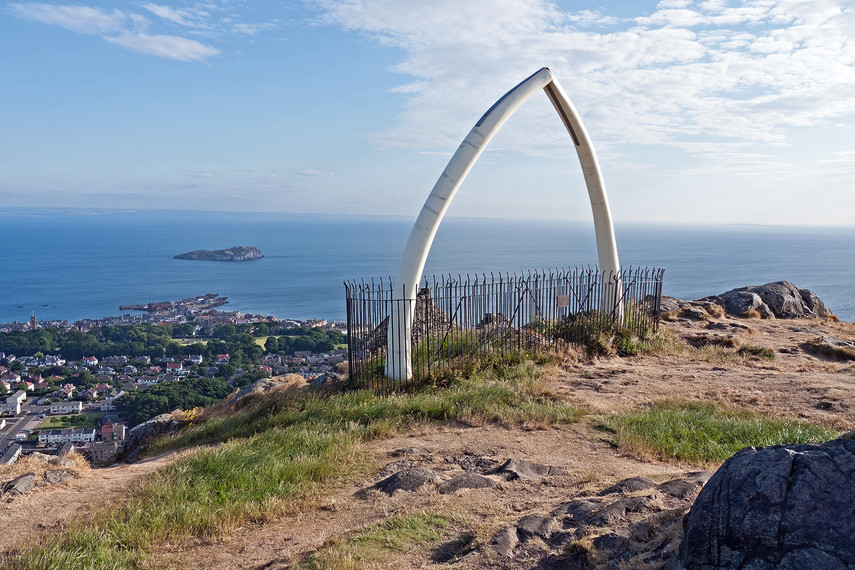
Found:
<box><xmin>0</xmin><ymin>452</ymin><xmax>175</xmax><ymax>556</ymax></box>
<box><xmin>154</xmin><ymin>422</ymin><xmax>690</xmax><ymax>570</ymax></box>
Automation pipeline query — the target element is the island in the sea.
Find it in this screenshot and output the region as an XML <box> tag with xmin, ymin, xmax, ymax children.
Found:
<box><xmin>174</xmin><ymin>245</ymin><xmax>264</xmax><ymax>262</ymax></box>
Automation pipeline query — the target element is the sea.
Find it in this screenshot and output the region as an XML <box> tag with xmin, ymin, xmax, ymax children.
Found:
<box><xmin>2</xmin><ymin>209</ymin><xmax>854</xmax><ymax>324</ymax></box>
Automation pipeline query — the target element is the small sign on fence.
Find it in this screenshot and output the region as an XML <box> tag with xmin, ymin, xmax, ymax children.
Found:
<box><xmin>556</xmin><ymin>294</ymin><xmax>570</xmax><ymax>308</ymax></box>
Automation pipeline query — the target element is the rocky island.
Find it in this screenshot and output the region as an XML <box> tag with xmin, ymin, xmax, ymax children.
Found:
<box><xmin>173</xmin><ymin>245</ymin><xmax>263</xmax><ymax>262</ymax></box>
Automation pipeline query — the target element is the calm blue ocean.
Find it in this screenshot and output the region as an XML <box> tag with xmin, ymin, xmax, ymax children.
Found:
<box><xmin>1</xmin><ymin>210</ymin><xmax>853</xmax><ymax>323</ymax></box>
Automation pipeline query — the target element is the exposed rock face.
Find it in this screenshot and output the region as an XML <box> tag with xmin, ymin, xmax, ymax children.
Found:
<box><xmin>662</xmin><ymin>282</ymin><xmax>836</xmax><ymax>321</ymax></box>
<box><xmin>488</xmin><ymin>474</ymin><xmax>708</xmax><ymax>567</ymax></box>
<box><xmin>2</xmin><ymin>473</ymin><xmax>35</xmax><ymax>497</ymax></box>
<box><xmin>499</xmin><ymin>458</ymin><xmax>566</xmax><ymax>480</ymax></box>
<box><xmin>174</xmin><ymin>245</ymin><xmax>263</xmax><ymax>262</ymax></box>
<box><xmin>802</xmin><ymin>335</ymin><xmax>855</xmax><ymax>361</ymax></box>
<box><xmin>680</xmin><ymin>438</ymin><xmax>855</xmax><ymax>569</ymax></box>
<box><xmin>714</xmin><ymin>281</ymin><xmax>834</xmax><ymax>319</ymax></box>
<box><xmin>374</xmin><ymin>468</ymin><xmax>441</xmax><ymax>495</ymax></box>
<box><xmin>437</xmin><ymin>472</ymin><xmax>497</xmax><ymax>494</ymax></box>
<box><xmin>119</xmin><ymin>412</ymin><xmax>193</xmax><ymax>462</ymax></box>
<box><xmin>29</xmin><ymin>452</ymin><xmax>77</xmax><ymax>469</ymax></box>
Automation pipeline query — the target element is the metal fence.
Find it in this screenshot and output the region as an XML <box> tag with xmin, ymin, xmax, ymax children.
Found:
<box><xmin>344</xmin><ymin>266</ymin><xmax>664</xmax><ymax>390</ymax></box>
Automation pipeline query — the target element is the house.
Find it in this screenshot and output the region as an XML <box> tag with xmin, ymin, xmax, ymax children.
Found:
<box><xmin>1</xmin><ymin>390</ymin><xmax>27</xmax><ymax>415</ymax></box>
<box><xmin>101</xmin><ymin>421</ymin><xmax>126</xmax><ymax>441</ymax></box>
<box><xmin>259</xmin><ymin>365</ymin><xmax>273</xmax><ymax>377</ymax></box>
<box><xmin>0</xmin><ymin>371</ymin><xmax>21</xmax><ymax>384</ymax></box>
<box><xmin>39</xmin><ymin>427</ymin><xmax>96</xmax><ymax>444</ymax></box>
<box><xmin>50</xmin><ymin>401</ymin><xmax>83</xmax><ymax>415</ymax></box>
<box><xmin>44</xmin><ymin>355</ymin><xmax>65</xmax><ymax>366</ymax></box>
<box><xmin>81</xmin><ymin>356</ymin><xmax>98</xmax><ymax>367</ymax></box>
<box><xmin>136</xmin><ymin>376</ymin><xmax>159</xmax><ymax>386</ymax></box>
<box><xmin>214</xmin><ymin>354</ymin><xmax>230</xmax><ymax>365</ymax></box>
<box><xmin>0</xmin><ymin>443</ymin><xmax>22</xmax><ymax>465</ymax></box>
<box><xmin>89</xmin><ymin>440</ymin><xmax>118</xmax><ymax>462</ymax></box>
<box><xmin>185</xmin><ymin>355</ymin><xmax>203</xmax><ymax>365</ymax></box>
<box><xmin>79</xmin><ymin>389</ymin><xmax>99</xmax><ymax>401</ymax></box>
<box><xmin>57</xmin><ymin>441</ymin><xmax>75</xmax><ymax>457</ymax></box>
<box><xmin>165</xmin><ymin>362</ymin><xmax>182</xmax><ymax>372</ymax></box>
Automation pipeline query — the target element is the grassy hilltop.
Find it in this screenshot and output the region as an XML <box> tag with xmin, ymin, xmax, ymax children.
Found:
<box><xmin>2</xmin><ymin>315</ymin><xmax>853</xmax><ymax>569</ymax></box>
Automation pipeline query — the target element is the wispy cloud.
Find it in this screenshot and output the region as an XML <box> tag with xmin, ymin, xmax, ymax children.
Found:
<box><xmin>9</xmin><ymin>3</ymin><xmax>125</xmax><ymax>34</ymax></box>
<box><xmin>313</xmin><ymin>0</ymin><xmax>855</xmax><ymax>167</ymax></box>
<box><xmin>106</xmin><ymin>31</ymin><xmax>219</xmax><ymax>62</ymax></box>
<box><xmin>142</xmin><ymin>3</ymin><xmax>212</xmax><ymax>29</ymax></box>
<box><xmin>8</xmin><ymin>1</ymin><xmax>279</xmax><ymax>62</ymax></box>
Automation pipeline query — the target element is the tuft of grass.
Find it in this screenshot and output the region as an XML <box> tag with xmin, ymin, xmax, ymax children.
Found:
<box><xmin>5</xmin><ymin>363</ymin><xmax>581</xmax><ymax>569</ymax></box>
<box><xmin>594</xmin><ymin>400</ymin><xmax>838</xmax><ymax>465</ymax></box>
<box><xmin>298</xmin><ymin>513</ymin><xmax>451</xmax><ymax>569</ymax></box>
<box><xmin>738</xmin><ymin>344</ymin><xmax>775</xmax><ymax>360</ymax></box>
<box><xmin>634</xmin><ymin>330</ymin><xmax>776</xmax><ymax>364</ymax></box>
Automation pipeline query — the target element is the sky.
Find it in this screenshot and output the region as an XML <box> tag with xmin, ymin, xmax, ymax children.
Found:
<box><xmin>2</xmin><ymin>0</ymin><xmax>854</xmax><ymax>226</ymax></box>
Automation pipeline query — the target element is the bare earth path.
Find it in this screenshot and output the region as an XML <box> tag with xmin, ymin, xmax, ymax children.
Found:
<box><xmin>0</xmin><ymin>452</ymin><xmax>175</xmax><ymax>555</ymax></box>
<box><xmin>2</xmin><ymin>315</ymin><xmax>853</xmax><ymax>569</ymax></box>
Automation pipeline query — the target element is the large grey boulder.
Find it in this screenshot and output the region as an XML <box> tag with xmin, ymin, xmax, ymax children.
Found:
<box><xmin>680</xmin><ymin>438</ymin><xmax>855</xmax><ymax>569</ymax></box>
<box><xmin>715</xmin><ymin>281</ymin><xmax>835</xmax><ymax>319</ymax></box>
<box><xmin>2</xmin><ymin>473</ymin><xmax>36</xmax><ymax>496</ymax></box>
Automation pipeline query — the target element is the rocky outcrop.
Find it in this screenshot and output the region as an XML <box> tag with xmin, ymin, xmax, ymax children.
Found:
<box><xmin>174</xmin><ymin>245</ymin><xmax>263</xmax><ymax>262</ymax></box>
<box><xmin>2</xmin><ymin>473</ymin><xmax>35</xmax><ymax>497</ymax></box>
<box><xmin>119</xmin><ymin>411</ymin><xmax>193</xmax><ymax>462</ymax></box>
<box><xmin>499</xmin><ymin>458</ymin><xmax>566</xmax><ymax>480</ymax></box>
<box><xmin>355</xmin><ymin>449</ymin><xmax>708</xmax><ymax>568</ymax></box>
<box><xmin>29</xmin><ymin>452</ymin><xmax>77</xmax><ymax>469</ymax></box>
<box><xmin>680</xmin><ymin>438</ymin><xmax>855</xmax><ymax>569</ymax></box>
<box><xmin>662</xmin><ymin>282</ymin><xmax>836</xmax><ymax>321</ymax></box>
<box><xmin>713</xmin><ymin>281</ymin><xmax>834</xmax><ymax>319</ymax></box>
<box><xmin>373</xmin><ymin>468</ymin><xmax>442</xmax><ymax>495</ymax></box>
<box><xmin>488</xmin><ymin>473</ymin><xmax>711</xmax><ymax>568</ymax></box>
<box><xmin>802</xmin><ymin>335</ymin><xmax>855</xmax><ymax>361</ymax></box>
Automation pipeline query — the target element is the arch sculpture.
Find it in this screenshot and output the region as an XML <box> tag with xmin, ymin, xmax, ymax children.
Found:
<box><xmin>386</xmin><ymin>67</ymin><xmax>621</xmax><ymax>380</ymax></box>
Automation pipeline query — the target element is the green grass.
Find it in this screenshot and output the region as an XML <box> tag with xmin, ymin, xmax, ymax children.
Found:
<box><xmin>5</xmin><ymin>363</ymin><xmax>581</xmax><ymax>570</ymax></box>
<box><xmin>39</xmin><ymin>414</ymin><xmax>97</xmax><ymax>429</ymax></box>
<box><xmin>297</xmin><ymin>513</ymin><xmax>451</xmax><ymax>569</ymax></box>
<box><xmin>595</xmin><ymin>400</ymin><xmax>839</xmax><ymax>465</ymax></box>
<box><xmin>737</xmin><ymin>345</ymin><xmax>776</xmax><ymax>360</ymax></box>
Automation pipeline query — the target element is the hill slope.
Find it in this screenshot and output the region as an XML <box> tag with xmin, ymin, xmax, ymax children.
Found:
<box><xmin>1</xmin><ymin>314</ymin><xmax>853</xmax><ymax>569</ymax></box>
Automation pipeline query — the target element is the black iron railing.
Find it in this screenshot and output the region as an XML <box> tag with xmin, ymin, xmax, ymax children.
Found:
<box><xmin>344</xmin><ymin>266</ymin><xmax>663</xmax><ymax>390</ymax></box>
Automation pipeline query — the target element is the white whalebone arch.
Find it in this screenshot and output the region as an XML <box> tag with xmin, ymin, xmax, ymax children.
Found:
<box><xmin>386</xmin><ymin>67</ymin><xmax>621</xmax><ymax>380</ymax></box>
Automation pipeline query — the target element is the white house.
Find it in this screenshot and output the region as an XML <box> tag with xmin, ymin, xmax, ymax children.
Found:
<box><xmin>0</xmin><ymin>390</ymin><xmax>26</xmax><ymax>415</ymax></box>
<box><xmin>38</xmin><ymin>427</ymin><xmax>96</xmax><ymax>445</ymax></box>
<box><xmin>50</xmin><ymin>401</ymin><xmax>83</xmax><ymax>415</ymax></box>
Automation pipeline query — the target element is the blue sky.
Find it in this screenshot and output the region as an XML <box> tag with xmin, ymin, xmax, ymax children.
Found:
<box><xmin>2</xmin><ymin>0</ymin><xmax>854</xmax><ymax>225</ymax></box>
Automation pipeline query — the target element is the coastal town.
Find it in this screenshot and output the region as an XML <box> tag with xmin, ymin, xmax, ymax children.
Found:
<box><xmin>0</xmin><ymin>294</ymin><xmax>347</xmax><ymax>467</ymax></box>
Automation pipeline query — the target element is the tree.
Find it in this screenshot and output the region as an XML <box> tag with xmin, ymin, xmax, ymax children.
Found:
<box><xmin>253</xmin><ymin>323</ymin><xmax>269</xmax><ymax>337</ymax></box>
<box><xmin>264</xmin><ymin>336</ymin><xmax>279</xmax><ymax>353</ymax></box>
